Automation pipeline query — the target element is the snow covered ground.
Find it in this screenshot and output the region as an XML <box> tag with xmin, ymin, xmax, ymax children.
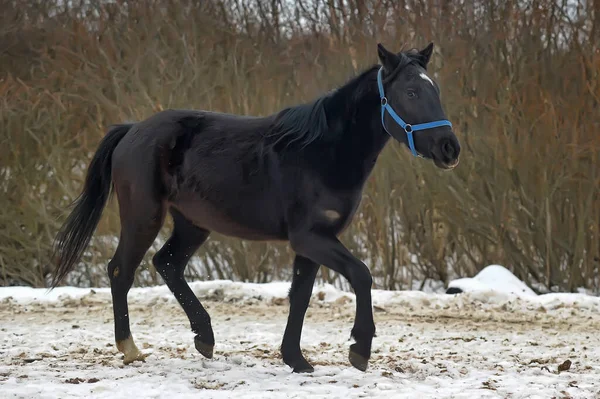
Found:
<box><xmin>1</xmin><ymin>279</ymin><xmax>599</xmax><ymax>398</ymax></box>
<box><xmin>446</xmin><ymin>265</ymin><xmax>538</xmax><ymax>297</ymax></box>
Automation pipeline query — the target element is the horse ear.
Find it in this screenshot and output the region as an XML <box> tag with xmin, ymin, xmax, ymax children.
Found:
<box><xmin>419</xmin><ymin>42</ymin><xmax>434</xmax><ymax>66</ymax></box>
<box><xmin>377</xmin><ymin>43</ymin><xmax>400</xmax><ymax>72</ymax></box>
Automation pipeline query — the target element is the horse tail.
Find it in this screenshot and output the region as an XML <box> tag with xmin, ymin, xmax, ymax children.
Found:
<box><xmin>50</xmin><ymin>123</ymin><xmax>133</xmax><ymax>288</ymax></box>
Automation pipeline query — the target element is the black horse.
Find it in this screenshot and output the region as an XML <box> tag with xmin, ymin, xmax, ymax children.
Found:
<box><xmin>51</xmin><ymin>42</ymin><xmax>460</xmax><ymax>373</ymax></box>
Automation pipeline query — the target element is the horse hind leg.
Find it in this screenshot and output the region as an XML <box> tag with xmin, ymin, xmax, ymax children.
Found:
<box><xmin>152</xmin><ymin>208</ymin><xmax>215</xmax><ymax>358</ymax></box>
<box><xmin>108</xmin><ymin>194</ymin><xmax>165</xmax><ymax>364</ymax></box>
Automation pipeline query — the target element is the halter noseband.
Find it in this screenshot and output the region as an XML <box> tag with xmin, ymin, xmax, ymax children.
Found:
<box><xmin>377</xmin><ymin>67</ymin><xmax>452</xmax><ymax>157</ymax></box>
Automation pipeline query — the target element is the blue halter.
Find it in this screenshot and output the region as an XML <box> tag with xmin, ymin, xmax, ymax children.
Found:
<box><xmin>377</xmin><ymin>67</ymin><xmax>452</xmax><ymax>157</ymax></box>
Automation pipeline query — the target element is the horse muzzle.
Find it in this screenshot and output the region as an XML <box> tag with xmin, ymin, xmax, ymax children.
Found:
<box><xmin>431</xmin><ymin>135</ymin><xmax>460</xmax><ymax>170</ymax></box>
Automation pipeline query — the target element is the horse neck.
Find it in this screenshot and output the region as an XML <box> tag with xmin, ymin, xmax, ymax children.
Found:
<box><xmin>325</xmin><ymin>68</ymin><xmax>391</xmax><ymax>167</ymax></box>
<box><xmin>303</xmin><ymin>67</ymin><xmax>390</xmax><ymax>190</ymax></box>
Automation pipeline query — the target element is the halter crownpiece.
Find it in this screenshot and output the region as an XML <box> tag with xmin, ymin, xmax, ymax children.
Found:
<box><xmin>377</xmin><ymin>67</ymin><xmax>452</xmax><ymax>157</ymax></box>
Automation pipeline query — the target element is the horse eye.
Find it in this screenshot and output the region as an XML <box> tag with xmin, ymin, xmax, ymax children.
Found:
<box><xmin>407</xmin><ymin>90</ymin><xmax>417</xmax><ymax>99</ymax></box>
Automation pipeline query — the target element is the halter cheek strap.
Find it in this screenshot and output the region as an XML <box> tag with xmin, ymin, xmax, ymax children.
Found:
<box><xmin>377</xmin><ymin>67</ymin><xmax>452</xmax><ymax>157</ymax></box>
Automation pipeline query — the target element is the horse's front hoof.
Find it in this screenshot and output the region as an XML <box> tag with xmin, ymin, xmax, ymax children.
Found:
<box><xmin>349</xmin><ymin>344</ymin><xmax>369</xmax><ymax>372</ymax></box>
<box><xmin>291</xmin><ymin>359</ymin><xmax>314</xmax><ymax>373</ymax></box>
<box><xmin>282</xmin><ymin>350</ymin><xmax>314</xmax><ymax>373</ymax></box>
<box><xmin>194</xmin><ymin>335</ymin><xmax>214</xmax><ymax>359</ymax></box>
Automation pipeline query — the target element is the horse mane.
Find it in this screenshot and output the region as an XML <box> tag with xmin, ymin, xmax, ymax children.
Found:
<box><xmin>404</xmin><ymin>48</ymin><xmax>429</xmax><ymax>69</ymax></box>
<box><xmin>268</xmin><ymin>95</ymin><xmax>330</xmax><ymax>150</ymax></box>
<box><xmin>264</xmin><ymin>49</ymin><xmax>425</xmax><ymax>151</ymax></box>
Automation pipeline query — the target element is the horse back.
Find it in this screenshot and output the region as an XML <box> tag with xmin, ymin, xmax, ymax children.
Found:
<box><xmin>141</xmin><ymin>110</ymin><xmax>289</xmax><ymax>239</ymax></box>
<box><xmin>110</xmin><ymin>108</ymin><xmax>364</xmax><ymax>241</ymax></box>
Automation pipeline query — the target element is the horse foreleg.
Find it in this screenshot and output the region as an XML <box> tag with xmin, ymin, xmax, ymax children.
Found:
<box><xmin>281</xmin><ymin>255</ymin><xmax>319</xmax><ymax>373</ymax></box>
<box><xmin>289</xmin><ymin>231</ymin><xmax>375</xmax><ymax>372</ymax></box>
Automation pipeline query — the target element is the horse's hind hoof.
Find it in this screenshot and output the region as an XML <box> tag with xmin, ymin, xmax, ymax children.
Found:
<box><xmin>349</xmin><ymin>345</ymin><xmax>369</xmax><ymax>372</ymax></box>
<box><xmin>117</xmin><ymin>336</ymin><xmax>147</xmax><ymax>365</ymax></box>
<box><xmin>194</xmin><ymin>335</ymin><xmax>214</xmax><ymax>359</ymax></box>
<box><xmin>123</xmin><ymin>353</ymin><xmax>146</xmax><ymax>365</ymax></box>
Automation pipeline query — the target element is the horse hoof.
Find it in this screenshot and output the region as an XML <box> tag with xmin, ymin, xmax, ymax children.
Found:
<box><xmin>122</xmin><ymin>351</ymin><xmax>146</xmax><ymax>365</ymax></box>
<box><xmin>117</xmin><ymin>336</ymin><xmax>146</xmax><ymax>365</ymax></box>
<box><xmin>291</xmin><ymin>358</ymin><xmax>314</xmax><ymax>373</ymax></box>
<box><xmin>293</xmin><ymin>364</ymin><xmax>314</xmax><ymax>373</ymax></box>
<box><xmin>349</xmin><ymin>347</ymin><xmax>369</xmax><ymax>372</ymax></box>
<box><xmin>194</xmin><ymin>336</ymin><xmax>214</xmax><ymax>359</ymax></box>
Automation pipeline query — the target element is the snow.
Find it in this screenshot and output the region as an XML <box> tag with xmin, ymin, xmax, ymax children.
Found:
<box><xmin>1</xmin><ymin>277</ymin><xmax>600</xmax><ymax>398</ymax></box>
<box><xmin>447</xmin><ymin>265</ymin><xmax>538</xmax><ymax>297</ymax></box>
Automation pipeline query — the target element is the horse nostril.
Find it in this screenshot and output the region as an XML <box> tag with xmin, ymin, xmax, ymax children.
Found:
<box><xmin>440</xmin><ymin>138</ymin><xmax>456</xmax><ymax>161</ymax></box>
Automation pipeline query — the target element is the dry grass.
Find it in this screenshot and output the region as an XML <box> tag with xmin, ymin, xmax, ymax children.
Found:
<box><xmin>1</xmin><ymin>0</ymin><xmax>598</xmax><ymax>293</ymax></box>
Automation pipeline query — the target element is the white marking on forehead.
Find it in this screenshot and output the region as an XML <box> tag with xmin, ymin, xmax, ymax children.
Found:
<box><xmin>419</xmin><ymin>72</ymin><xmax>434</xmax><ymax>86</ymax></box>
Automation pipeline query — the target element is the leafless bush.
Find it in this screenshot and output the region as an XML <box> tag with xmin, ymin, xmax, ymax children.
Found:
<box><xmin>1</xmin><ymin>0</ymin><xmax>598</xmax><ymax>293</ymax></box>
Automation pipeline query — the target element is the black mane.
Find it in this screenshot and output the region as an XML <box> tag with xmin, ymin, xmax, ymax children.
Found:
<box><xmin>381</xmin><ymin>48</ymin><xmax>428</xmax><ymax>82</ymax></box>
<box><xmin>404</xmin><ymin>47</ymin><xmax>430</xmax><ymax>69</ymax></box>
<box><xmin>269</xmin><ymin>95</ymin><xmax>330</xmax><ymax>149</ymax></box>
<box><xmin>264</xmin><ymin>49</ymin><xmax>427</xmax><ymax>151</ymax></box>
<box><xmin>265</xmin><ymin>65</ymin><xmax>380</xmax><ymax>151</ymax></box>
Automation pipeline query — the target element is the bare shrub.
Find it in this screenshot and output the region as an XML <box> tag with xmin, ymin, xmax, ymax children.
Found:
<box><xmin>1</xmin><ymin>0</ymin><xmax>598</xmax><ymax>293</ymax></box>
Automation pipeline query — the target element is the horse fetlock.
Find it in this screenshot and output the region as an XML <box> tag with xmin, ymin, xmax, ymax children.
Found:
<box><xmin>192</xmin><ymin>325</ymin><xmax>214</xmax><ymax>344</ymax></box>
<box><xmin>351</xmin><ymin>323</ymin><xmax>376</xmax><ymax>343</ymax></box>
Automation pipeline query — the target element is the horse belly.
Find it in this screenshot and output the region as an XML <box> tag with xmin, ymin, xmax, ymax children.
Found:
<box><xmin>170</xmin><ymin>195</ymin><xmax>287</xmax><ymax>241</ymax></box>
